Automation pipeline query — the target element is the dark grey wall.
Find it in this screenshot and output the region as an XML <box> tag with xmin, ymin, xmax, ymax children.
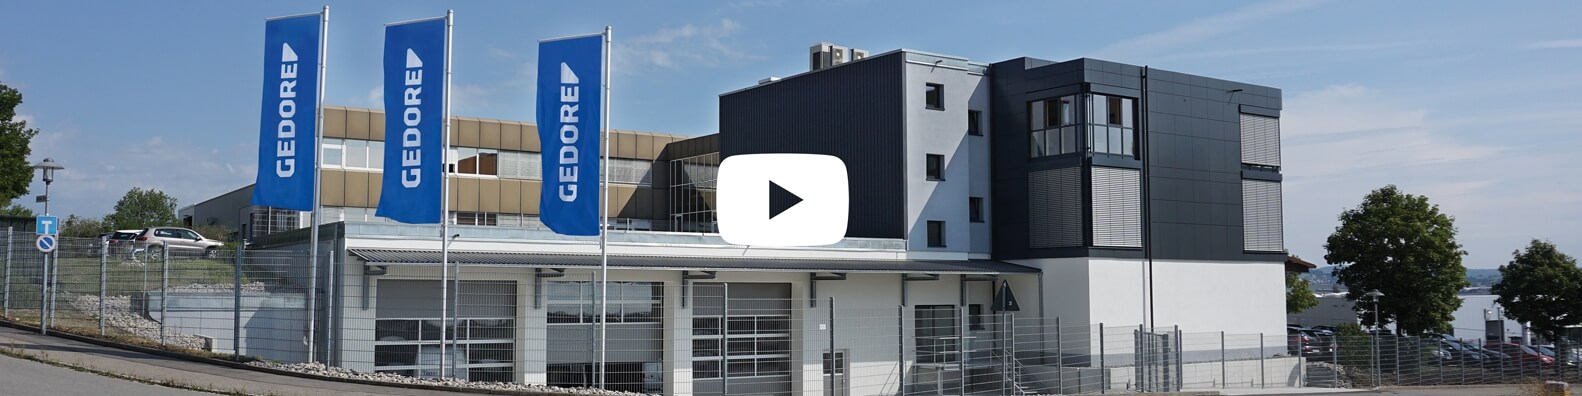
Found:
<box><xmin>719</xmin><ymin>53</ymin><xmax>906</xmax><ymax>239</ymax></box>
<box><xmin>990</xmin><ymin>57</ymin><xmax>1284</xmax><ymax>262</ymax></box>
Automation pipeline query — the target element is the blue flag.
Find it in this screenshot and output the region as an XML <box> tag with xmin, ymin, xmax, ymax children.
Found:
<box><xmin>375</xmin><ymin>17</ymin><xmax>448</xmax><ymax>224</ymax></box>
<box><xmin>538</xmin><ymin>34</ymin><xmax>604</xmax><ymax>236</ymax></box>
<box><xmin>252</xmin><ymin>13</ymin><xmax>322</xmax><ymax>211</ymax></box>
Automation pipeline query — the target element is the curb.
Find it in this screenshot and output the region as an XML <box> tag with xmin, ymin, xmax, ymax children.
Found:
<box><xmin>0</xmin><ymin>319</ymin><xmax>603</xmax><ymax>396</ymax></box>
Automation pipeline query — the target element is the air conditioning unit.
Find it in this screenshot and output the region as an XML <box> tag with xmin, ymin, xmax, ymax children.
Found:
<box><xmin>851</xmin><ymin>48</ymin><xmax>869</xmax><ymax>61</ymax></box>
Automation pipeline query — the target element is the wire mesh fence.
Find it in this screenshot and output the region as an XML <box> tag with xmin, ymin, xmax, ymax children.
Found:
<box><xmin>4</xmin><ymin>230</ymin><xmax>1582</xmax><ymax>395</ymax></box>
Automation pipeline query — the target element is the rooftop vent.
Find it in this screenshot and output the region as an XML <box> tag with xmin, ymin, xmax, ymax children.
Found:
<box><xmin>758</xmin><ymin>77</ymin><xmax>781</xmax><ymax>85</ymax></box>
<box><xmin>810</xmin><ymin>42</ymin><xmax>867</xmax><ymax>71</ymax></box>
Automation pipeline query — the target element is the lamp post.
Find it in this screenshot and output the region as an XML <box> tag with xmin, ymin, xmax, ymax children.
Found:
<box><xmin>31</xmin><ymin>158</ymin><xmax>63</xmax><ymax>216</ymax></box>
<box><xmin>1366</xmin><ymin>290</ymin><xmax>1385</xmax><ymax>386</ymax></box>
<box><xmin>31</xmin><ymin>158</ymin><xmax>63</xmax><ymax>333</ymax></box>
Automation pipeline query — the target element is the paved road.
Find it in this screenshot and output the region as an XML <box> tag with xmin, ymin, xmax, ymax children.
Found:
<box><xmin>0</xmin><ymin>354</ymin><xmax>215</xmax><ymax>396</ymax></box>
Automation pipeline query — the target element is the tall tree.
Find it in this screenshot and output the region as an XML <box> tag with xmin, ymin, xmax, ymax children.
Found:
<box><xmin>1325</xmin><ymin>185</ymin><xmax>1468</xmax><ymax>335</ymax></box>
<box><xmin>0</xmin><ymin>83</ymin><xmax>40</xmax><ymax>204</ymax></box>
<box><xmin>59</xmin><ymin>214</ymin><xmax>108</xmax><ymax>238</ymax></box>
<box><xmin>104</xmin><ymin>187</ymin><xmax>178</xmax><ymax>230</ymax></box>
<box><xmin>1491</xmin><ymin>240</ymin><xmax>1582</xmax><ymax>343</ymax></box>
<box><xmin>1287</xmin><ymin>271</ymin><xmax>1320</xmax><ymax>314</ymax></box>
<box><xmin>0</xmin><ymin>202</ymin><xmax>34</xmax><ymax>217</ymax></box>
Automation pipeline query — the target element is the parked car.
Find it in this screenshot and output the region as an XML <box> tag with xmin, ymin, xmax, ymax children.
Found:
<box><xmin>1535</xmin><ymin>345</ymin><xmax>1580</xmax><ymax>366</ymax></box>
<box><xmin>1490</xmin><ymin>343</ymin><xmax>1555</xmax><ymax>366</ymax></box>
<box><xmin>133</xmin><ymin>227</ymin><xmax>224</xmax><ymax>257</ymax></box>
<box><xmin>1288</xmin><ymin>326</ymin><xmax>1335</xmax><ymax>357</ymax></box>
<box><xmin>1439</xmin><ymin>339</ymin><xmax>1485</xmax><ymax>364</ymax></box>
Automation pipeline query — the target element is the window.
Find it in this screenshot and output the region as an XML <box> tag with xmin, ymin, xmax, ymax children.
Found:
<box><xmin>1243</xmin><ymin>180</ymin><xmax>1284</xmax><ymax>252</ymax></box>
<box><xmin>927</xmin><ymin>220</ymin><xmax>946</xmax><ymax>247</ymax></box>
<box><xmin>1240</xmin><ymin>114</ymin><xmax>1281</xmax><ymax>167</ymax></box>
<box><xmin>449</xmin><ymin>147</ymin><xmax>499</xmax><ymax>176</ymax></box>
<box><xmin>692</xmin><ymin>283</ymin><xmax>792</xmax><ymax>381</ymax></box>
<box><xmin>547</xmin><ymin>281</ymin><xmax>662</xmax><ymax>324</ymax></box>
<box><xmin>1028</xmin><ymin>96</ymin><xmax>1079</xmax><ymax>158</ymax></box>
<box><xmin>1088</xmin><ymin>94</ymin><xmax>1136</xmax><ymax>157</ymax></box>
<box><xmin>924</xmin><ymin>83</ymin><xmax>944</xmax><ymax>110</ymax></box>
<box><xmin>966</xmin><ymin>110</ymin><xmax>982</xmax><ymax>136</ymax></box>
<box><xmin>321</xmin><ymin>138</ymin><xmax>344</xmax><ymax>167</ymax></box>
<box><xmin>822</xmin><ymin>351</ymin><xmax>846</xmax><ymax>375</ymax></box>
<box><xmin>925</xmin><ymin>154</ymin><xmax>944</xmax><ymax>181</ymax></box>
<box><xmin>969</xmin><ymin>197</ymin><xmax>984</xmax><ymax>223</ymax></box>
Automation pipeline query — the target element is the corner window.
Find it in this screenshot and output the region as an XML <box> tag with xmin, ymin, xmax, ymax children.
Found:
<box><xmin>969</xmin><ymin>197</ymin><xmax>984</xmax><ymax>223</ymax></box>
<box><xmin>1088</xmin><ymin>94</ymin><xmax>1136</xmax><ymax>157</ymax></box>
<box><xmin>1028</xmin><ymin>96</ymin><xmax>1078</xmax><ymax>158</ymax></box>
<box><xmin>927</xmin><ymin>220</ymin><xmax>946</xmax><ymax>247</ymax></box>
<box><xmin>925</xmin><ymin>83</ymin><xmax>944</xmax><ymax>110</ymax></box>
<box><xmin>967</xmin><ymin>110</ymin><xmax>982</xmax><ymax>136</ymax></box>
<box><xmin>925</xmin><ymin>154</ymin><xmax>944</xmax><ymax>181</ymax></box>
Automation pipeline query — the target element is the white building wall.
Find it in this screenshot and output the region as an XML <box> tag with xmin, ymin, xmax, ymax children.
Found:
<box><xmin>901</xmin><ymin>57</ymin><xmax>985</xmax><ymax>260</ymax></box>
<box><xmin>1149</xmin><ymin>259</ymin><xmax>1285</xmax><ymax>340</ymax></box>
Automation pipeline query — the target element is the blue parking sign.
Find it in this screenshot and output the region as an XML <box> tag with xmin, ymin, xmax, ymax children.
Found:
<box><xmin>36</xmin><ymin>215</ymin><xmax>58</xmax><ymax>235</ymax></box>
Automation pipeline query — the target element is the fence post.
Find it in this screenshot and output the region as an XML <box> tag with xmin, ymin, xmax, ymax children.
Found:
<box><xmin>1220</xmin><ymin>331</ymin><xmax>1226</xmax><ymax>389</ymax></box>
<box><xmin>48</xmin><ymin>243</ymin><xmax>58</xmax><ymax>329</ymax></box>
<box><xmin>1055</xmin><ymin>316</ymin><xmax>1063</xmax><ymax>394</ymax></box>
<box><xmin>39</xmin><ymin>243</ymin><xmax>49</xmax><ymax>335</ymax></box>
<box><xmin>828</xmin><ymin>296</ymin><xmax>836</xmax><ymax>396</ymax></box>
<box><xmin>1137</xmin><ymin>324</ymin><xmax>1146</xmax><ymax>392</ymax></box>
<box><xmin>99</xmin><ymin>235</ymin><xmax>108</xmax><ymax>336</ymax></box>
<box><xmin>1298</xmin><ymin>329</ymin><xmax>1305</xmax><ymax>387</ymax></box>
<box><xmin>160</xmin><ymin>241</ymin><xmax>168</xmax><ymax>346</ymax></box>
<box><xmin>721</xmin><ymin>283</ymin><xmax>729</xmax><ymax>396</ymax></box>
<box><xmin>1099</xmin><ymin>323</ymin><xmax>1106</xmax><ymax>394</ymax></box>
<box><xmin>1175</xmin><ymin>326</ymin><xmax>1183</xmax><ymax>391</ymax></box>
<box><xmin>897</xmin><ymin>304</ymin><xmax>905</xmax><ymax>394</ymax></box>
<box><xmin>232</xmin><ymin>244</ymin><xmax>242</xmax><ymax>362</ymax></box>
<box><xmin>3</xmin><ymin>226</ymin><xmax>11</xmax><ymax>318</ymax></box>
<box><xmin>1259</xmin><ymin>332</ymin><xmax>1266</xmax><ymax>388</ymax></box>
<box><xmin>958</xmin><ymin>304</ymin><xmax>967</xmax><ymax>393</ymax></box>
<box><xmin>1331</xmin><ymin>334</ymin><xmax>1339</xmax><ymax>388</ymax></box>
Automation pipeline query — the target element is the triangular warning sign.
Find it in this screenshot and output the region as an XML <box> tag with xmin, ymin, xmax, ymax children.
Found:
<box><xmin>992</xmin><ymin>280</ymin><xmax>1021</xmax><ymax>312</ymax></box>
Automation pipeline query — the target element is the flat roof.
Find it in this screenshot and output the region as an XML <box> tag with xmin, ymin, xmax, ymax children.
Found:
<box><xmin>348</xmin><ymin>248</ymin><xmax>1038</xmax><ymax>275</ymax></box>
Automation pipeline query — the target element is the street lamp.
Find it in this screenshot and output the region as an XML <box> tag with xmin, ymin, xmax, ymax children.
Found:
<box><xmin>1366</xmin><ymin>290</ymin><xmax>1385</xmax><ymax>386</ymax></box>
<box><xmin>31</xmin><ymin>158</ymin><xmax>64</xmax><ymax>215</ymax></box>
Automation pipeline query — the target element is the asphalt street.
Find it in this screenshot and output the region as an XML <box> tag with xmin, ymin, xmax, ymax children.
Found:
<box><xmin>0</xmin><ymin>354</ymin><xmax>215</xmax><ymax>396</ymax></box>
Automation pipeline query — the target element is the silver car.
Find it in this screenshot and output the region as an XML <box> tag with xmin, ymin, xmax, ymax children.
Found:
<box><xmin>134</xmin><ymin>227</ymin><xmax>225</xmax><ymax>257</ymax></box>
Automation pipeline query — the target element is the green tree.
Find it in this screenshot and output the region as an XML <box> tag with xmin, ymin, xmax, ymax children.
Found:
<box><xmin>1325</xmin><ymin>185</ymin><xmax>1468</xmax><ymax>335</ymax></box>
<box><xmin>59</xmin><ymin>214</ymin><xmax>108</xmax><ymax>238</ymax></box>
<box><xmin>1287</xmin><ymin>271</ymin><xmax>1320</xmax><ymax>314</ymax></box>
<box><xmin>0</xmin><ymin>83</ymin><xmax>40</xmax><ymax>204</ymax></box>
<box><xmin>103</xmin><ymin>187</ymin><xmax>178</xmax><ymax>230</ymax></box>
<box><xmin>1491</xmin><ymin>239</ymin><xmax>1582</xmax><ymax>343</ymax></box>
<box><xmin>0</xmin><ymin>201</ymin><xmax>34</xmax><ymax>217</ymax></box>
<box><xmin>190</xmin><ymin>223</ymin><xmax>235</xmax><ymax>243</ymax></box>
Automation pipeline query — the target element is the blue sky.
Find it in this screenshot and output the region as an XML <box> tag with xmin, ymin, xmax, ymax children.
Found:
<box><xmin>2</xmin><ymin>0</ymin><xmax>1579</xmax><ymax>268</ymax></box>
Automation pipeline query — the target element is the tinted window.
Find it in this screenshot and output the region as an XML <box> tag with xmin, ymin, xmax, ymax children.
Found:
<box><xmin>925</xmin><ymin>154</ymin><xmax>944</xmax><ymax>180</ymax></box>
<box><xmin>924</xmin><ymin>83</ymin><xmax>944</xmax><ymax>110</ymax></box>
<box><xmin>111</xmin><ymin>232</ymin><xmax>139</xmax><ymax>240</ymax></box>
<box><xmin>927</xmin><ymin>221</ymin><xmax>945</xmax><ymax>247</ymax></box>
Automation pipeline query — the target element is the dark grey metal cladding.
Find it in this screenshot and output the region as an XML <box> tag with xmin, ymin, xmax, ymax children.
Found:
<box><xmin>1142</xmin><ymin>63</ymin><xmax>1281</xmax><ymax>262</ymax></box>
<box><xmin>991</xmin><ymin>57</ymin><xmax>1284</xmax><ymax>262</ymax></box>
<box><xmin>719</xmin><ymin>52</ymin><xmax>906</xmax><ymax>239</ymax></box>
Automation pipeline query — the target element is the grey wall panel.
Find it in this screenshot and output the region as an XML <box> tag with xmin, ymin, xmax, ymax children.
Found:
<box><xmin>720</xmin><ymin>53</ymin><xmax>905</xmax><ymax>238</ymax></box>
<box><xmin>1027</xmin><ymin>167</ymin><xmax>1083</xmax><ymax>248</ymax></box>
<box><xmin>1091</xmin><ymin>167</ymin><xmax>1142</xmax><ymax>247</ymax></box>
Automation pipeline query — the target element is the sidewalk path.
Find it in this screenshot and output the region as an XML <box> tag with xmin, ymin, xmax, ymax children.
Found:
<box><xmin>0</xmin><ymin>354</ymin><xmax>215</xmax><ymax>396</ymax></box>
<box><xmin>0</xmin><ymin>326</ymin><xmax>478</xmax><ymax>396</ymax></box>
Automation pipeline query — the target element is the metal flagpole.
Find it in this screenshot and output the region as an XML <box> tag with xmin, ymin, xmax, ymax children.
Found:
<box><xmin>596</xmin><ymin>25</ymin><xmax>612</xmax><ymax>390</ymax></box>
<box><xmin>305</xmin><ymin>4</ymin><xmax>329</xmax><ymax>365</ymax></box>
<box><xmin>438</xmin><ymin>9</ymin><xmax>455</xmax><ymax>380</ymax></box>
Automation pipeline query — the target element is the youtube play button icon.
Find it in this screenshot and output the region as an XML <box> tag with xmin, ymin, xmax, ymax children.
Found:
<box><xmin>718</xmin><ymin>154</ymin><xmax>849</xmax><ymax>246</ymax></box>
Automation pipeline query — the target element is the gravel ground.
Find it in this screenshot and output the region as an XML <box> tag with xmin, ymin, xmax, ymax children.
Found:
<box><xmin>249</xmin><ymin>361</ymin><xmax>656</xmax><ymax>395</ymax></box>
<box><xmin>62</xmin><ymin>292</ymin><xmax>205</xmax><ymax>349</ymax></box>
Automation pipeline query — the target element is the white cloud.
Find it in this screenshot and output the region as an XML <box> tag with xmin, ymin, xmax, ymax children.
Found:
<box><xmin>1281</xmin><ymin>84</ymin><xmax>1582</xmax><ymax>268</ymax></box>
<box><xmin>1523</xmin><ymin>38</ymin><xmax>1582</xmax><ymax>50</ymax></box>
<box><xmin>614</xmin><ymin>18</ymin><xmax>760</xmax><ymax>72</ymax></box>
<box><xmin>22</xmin><ymin>126</ymin><xmax>256</xmax><ymax>218</ymax></box>
<box><xmin>1094</xmin><ymin>0</ymin><xmax>1326</xmax><ymax>59</ymax></box>
<box><xmin>488</xmin><ymin>46</ymin><xmax>517</xmax><ymax>59</ymax></box>
<box><xmin>365</xmin><ymin>85</ymin><xmax>382</xmax><ymax>108</ymax></box>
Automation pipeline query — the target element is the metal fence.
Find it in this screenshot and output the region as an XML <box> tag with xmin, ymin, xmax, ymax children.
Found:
<box><xmin>2</xmin><ymin>229</ymin><xmax>1579</xmax><ymax>395</ymax></box>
